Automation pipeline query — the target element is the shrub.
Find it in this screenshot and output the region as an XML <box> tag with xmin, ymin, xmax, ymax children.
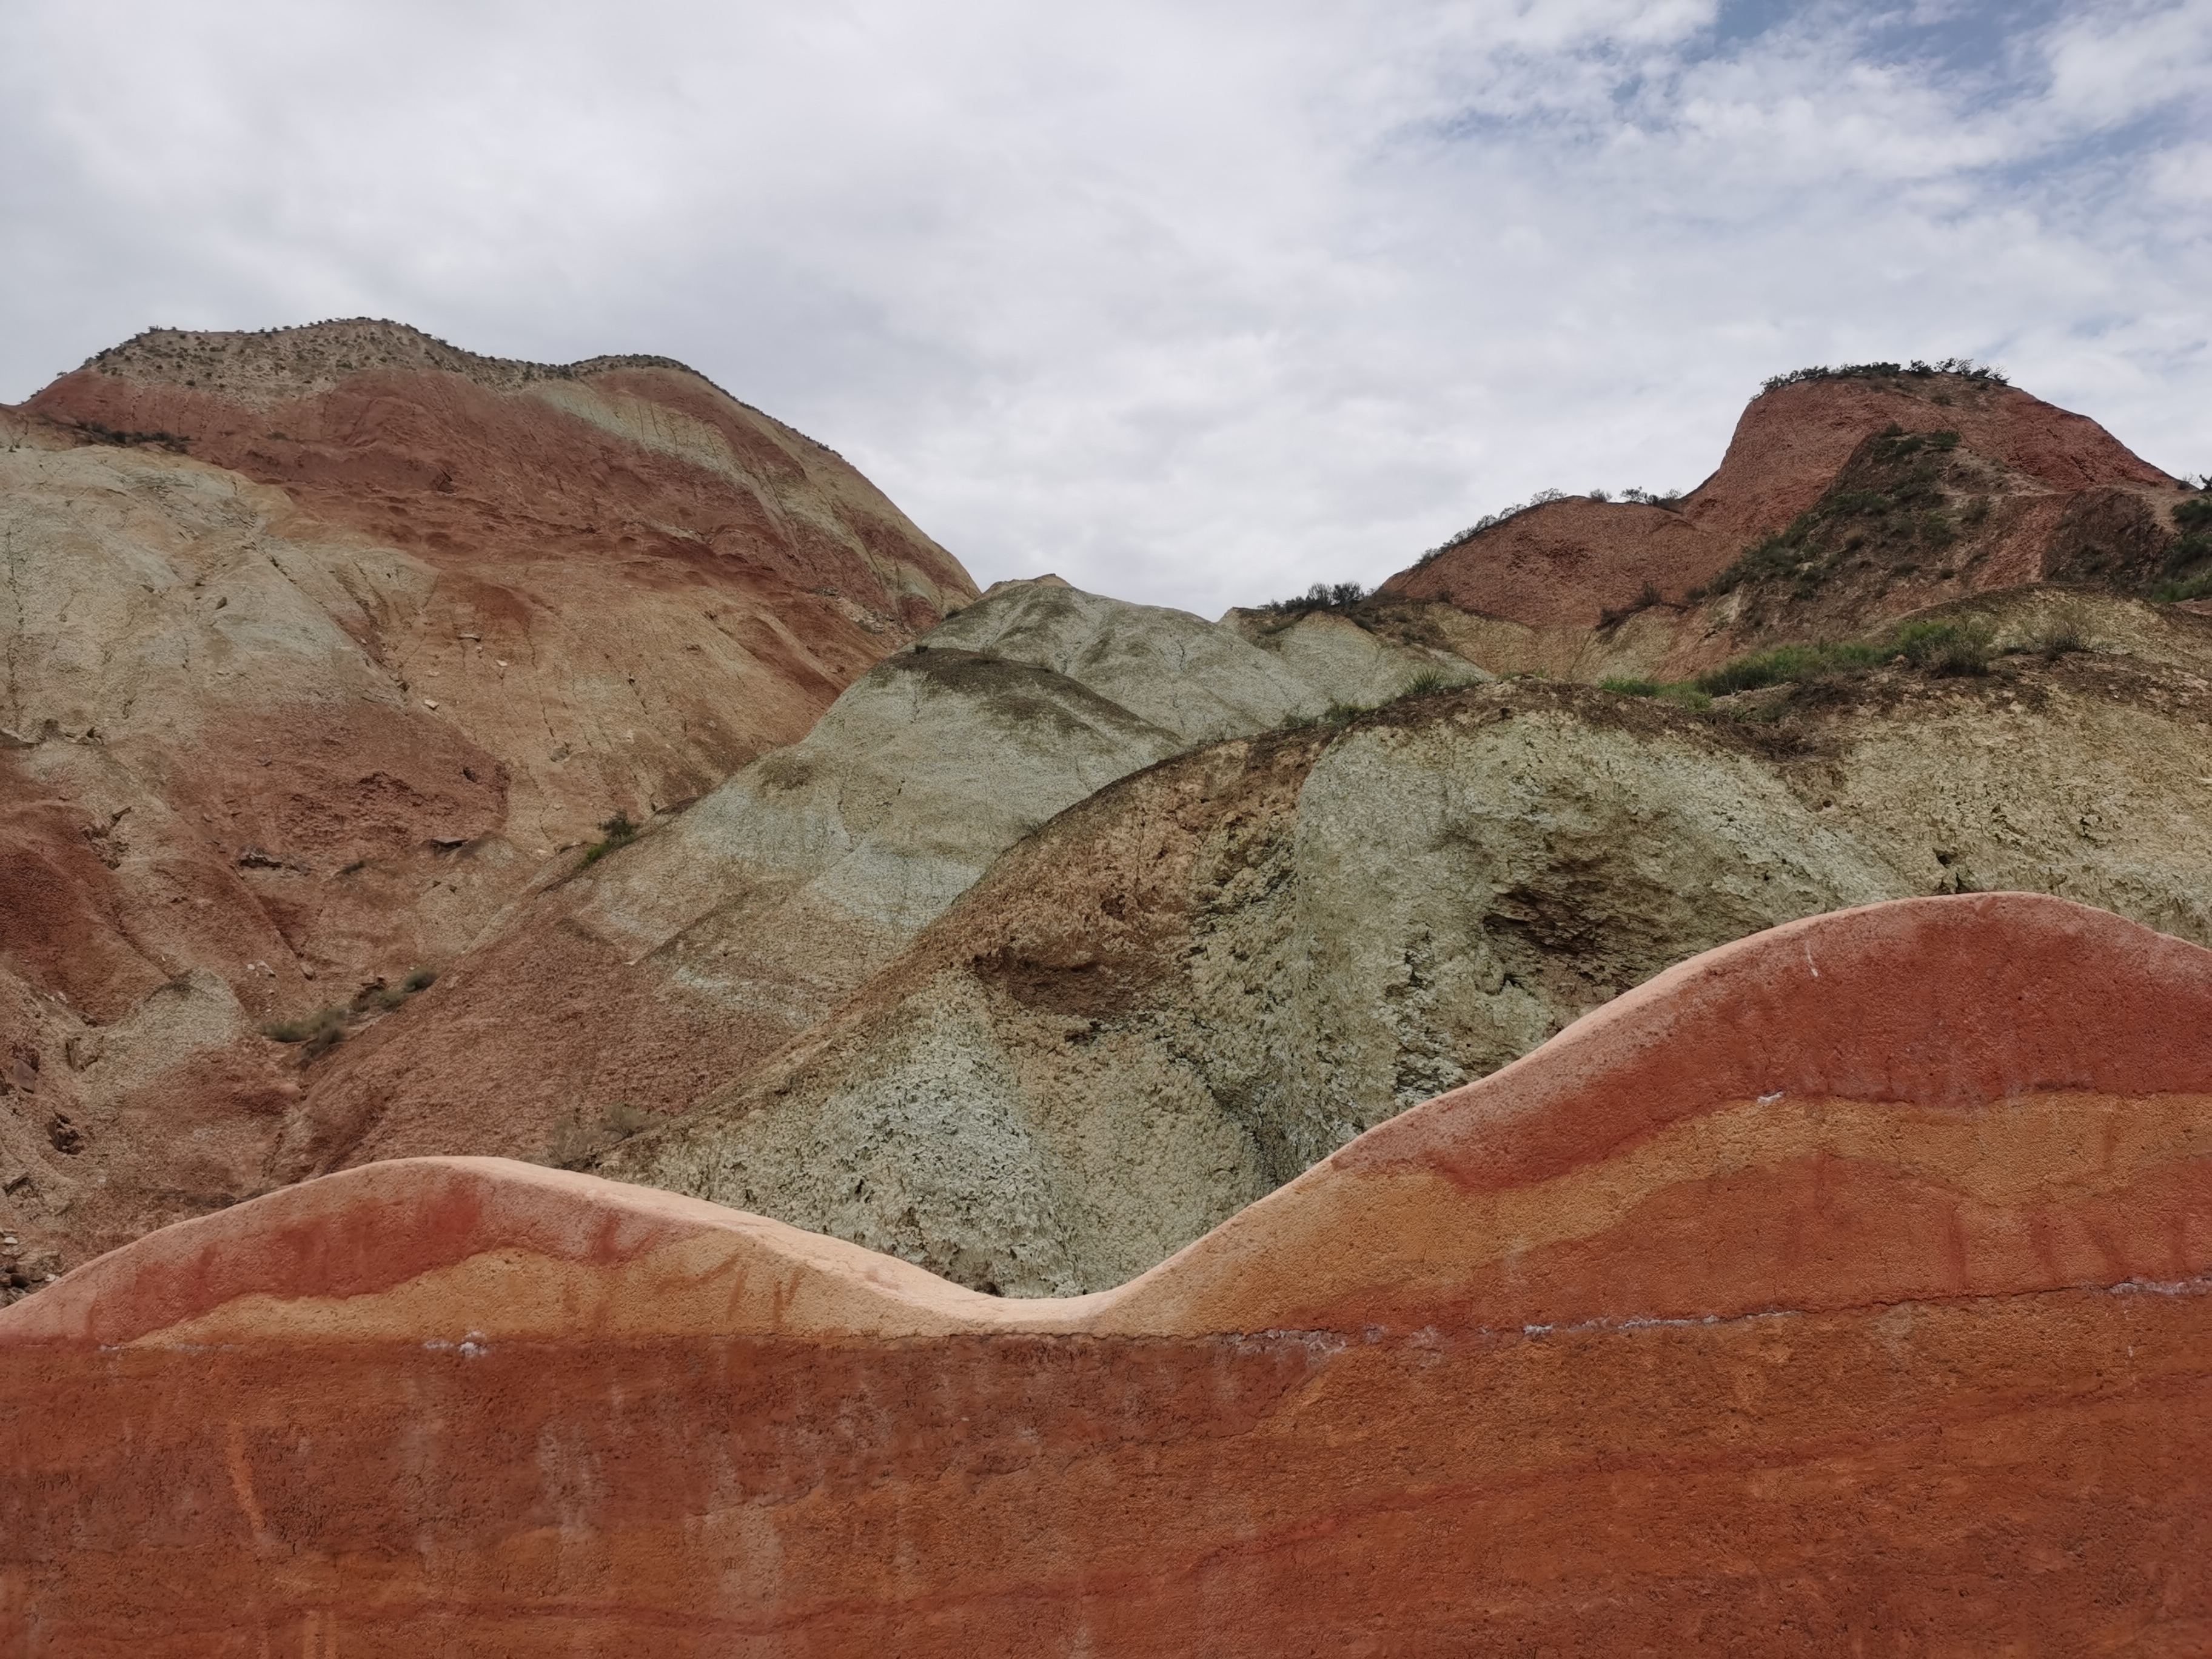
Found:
<box><xmin>261</xmin><ymin>1005</ymin><xmax>349</xmax><ymax>1057</ymax></box>
<box><xmin>1392</xmin><ymin>665</ymin><xmax>1458</xmax><ymax>701</ymax></box>
<box><xmin>1258</xmin><ymin>581</ymin><xmax>1369</xmax><ymax>615</ymax></box>
<box><xmin>1598</xmin><ymin>676</ymin><xmax>1661</xmax><ymax>697</ymax></box>
<box><xmin>2154</xmin><ymin>571</ymin><xmax>2212</xmax><ymax>604</ymax></box>
<box><xmin>1892</xmin><ymin>618</ymin><xmax>1994</xmax><ymax>676</ymax></box>
<box><xmin>1697</xmin><ymin>642</ymin><xmax>1882</xmax><ymax>696</ymax></box>
<box><xmin>2020</xmin><ymin>604</ymin><xmax>2093</xmax><ymax>659</ymax></box>
<box><xmin>580</xmin><ymin>810</ymin><xmax>640</xmax><ymax>867</ymax></box>
<box><xmin>403</xmin><ymin>967</ymin><xmax>438</xmax><ymax>993</ymax></box>
<box><xmin>1696</xmin><ymin>521</ymin><xmax>1818</xmax><ymax>598</ymax></box>
<box><xmin>1761</xmin><ymin>358</ymin><xmax>2008</xmax><ymax>394</ymax></box>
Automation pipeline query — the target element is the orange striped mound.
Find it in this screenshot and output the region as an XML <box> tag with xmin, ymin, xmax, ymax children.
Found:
<box><xmin>5</xmin><ymin>893</ymin><xmax>2211</xmax><ymax>1655</ymax></box>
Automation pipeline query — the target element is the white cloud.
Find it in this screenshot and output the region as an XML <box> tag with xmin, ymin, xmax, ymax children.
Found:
<box><xmin>1</xmin><ymin>0</ymin><xmax>2205</xmax><ymax>615</ymax></box>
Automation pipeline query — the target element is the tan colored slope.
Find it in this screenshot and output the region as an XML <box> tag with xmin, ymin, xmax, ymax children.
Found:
<box><xmin>277</xmin><ymin>577</ymin><xmax>1461</xmax><ymax>1182</ymax></box>
<box><xmin>0</xmin><ymin>319</ymin><xmax>977</xmax><ymax>1293</ymax></box>
<box><xmin>611</xmin><ymin>617</ymin><xmax>2212</xmax><ymax>1293</ymax></box>
<box><xmin>1377</xmin><ymin>367</ymin><xmax>2185</xmax><ymax>679</ymax></box>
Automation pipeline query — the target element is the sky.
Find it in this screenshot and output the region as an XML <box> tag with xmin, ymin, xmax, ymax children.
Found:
<box><xmin>2</xmin><ymin>1</ymin><xmax>2207</xmax><ymax>617</ymax></box>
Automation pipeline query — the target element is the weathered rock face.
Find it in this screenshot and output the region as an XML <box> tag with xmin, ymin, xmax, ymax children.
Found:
<box><xmin>612</xmin><ymin>596</ymin><xmax>2212</xmax><ymax>1293</ymax></box>
<box><xmin>1375</xmin><ymin>368</ymin><xmax>2187</xmax><ymax>680</ymax></box>
<box><xmin>9</xmin><ymin>897</ymin><xmax>2212</xmax><ymax>1652</ymax></box>
<box><xmin>24</xmin><ymin>319</ymin><xmax>975</xmax><ymax>842</ymax></box>
<box><xmin>0</xmin><ymin>320</ymin><xmax>977</xmax><ymax>1287</ymax></box>
<box><xmin>281</xmin><ymin>577</ymin><xmax>1478</xmax><ymax>1178</ymax></box>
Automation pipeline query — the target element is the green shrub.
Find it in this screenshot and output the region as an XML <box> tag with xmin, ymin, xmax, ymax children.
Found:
<box><xmin>1691</xmin><ymin>619</ymin><xmax>1991</xmax><ymax>697</ymax></box>
<box><xmin>1391</xmin><ymin>665</ymin><xmax>1457</xmax><ymax>701</ymax></box>
<box><xmin>1696</xmin><ymin>524</ymin><xmax>1815</xmax><ymax>598</ymax></box>
<box><xmin>580</xmin><ymin>810</ymin><xmax>640</xmax><ymax>867</ymax></box>
<box><xmin>403</xmin><ymin>967</ymin><xmax>438</xmax><ymax>993</ymax></box>
<box><xmin>1892</xmin><ymin>618</ymin><xmax>1994</xmax><ymax>675</ymax></box>
<box><xmin>1259</xmin><ymin>581</ymin><xmax>1369</xmax><ymax>615</ymax></box>
<box><xmin>2020</xmin><ymin>604</ymin><xmax>2094</xmax><ymax>659</ymax></box>
<box><xmin>1600</xmin><ymin>675</ymin><xmax>1711</xmax><ymax>710</ymax></box>
<box><xmin>2154</xmin><ymin>571</ymin><xmax>2212</xmax><ymax>604</ymax></box>
<box><xmin>1696</xmin><ymin>641</ymin><xmax>1885</xmax><ymax>696</ymax></box>
<box><xmin>1761</xmin><ymin>359</ymin><xmax>2007</xmax><ymax>394</ymax></box>
<box><xmin>261</xmin><ymin>1005</ymin><xmax>349</xmax><ymax>1057</ymax></box>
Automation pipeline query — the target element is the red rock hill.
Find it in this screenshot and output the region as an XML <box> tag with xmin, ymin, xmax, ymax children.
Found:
<box><xmin>0</xmin><ymin>320</ymin><xmax>976</xmax><ymax>1289</ymax></box>
<box><xmin>1383</xmin><ymin>367</ymin><xmax>2177</xmax><ymax>640</ymax></box>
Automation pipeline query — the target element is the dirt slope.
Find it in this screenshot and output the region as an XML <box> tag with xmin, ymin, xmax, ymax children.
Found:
<box><xmin>12</xmin><ymin>897</ymin><xmax>2212</xmax><ymax>1652</ymax></box>
<box><xmin>610</xmin><ymin>592</ymin><xmax>2212</xmax><ymax>1293</ymax></box>
<box><xmin>0</xmin><ymin>320</ymin><xmax>976</xmax><ymax>1291</ymax></box>
<box><xmin>280</xmin><ymin>578</ymin><xmax>1474</xmax><ymax>1179</ymax></box>
<box><xmin>1373</xmin><ymin>366</ymin><xmax>2188</xmax><ymax>680</ymax></box>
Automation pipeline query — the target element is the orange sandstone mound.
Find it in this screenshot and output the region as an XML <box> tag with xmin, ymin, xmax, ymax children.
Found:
<box><xmin>7</xmin><ymin>893</ymin><xmax>2212</xmax><ymax>1652</ymax></box>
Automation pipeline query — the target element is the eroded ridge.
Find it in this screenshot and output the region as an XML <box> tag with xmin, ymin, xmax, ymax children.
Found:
<box><xmin>7</xmin><ymin>892</ymin><xmax>2212</xmax><ymax>1654</ymax></box>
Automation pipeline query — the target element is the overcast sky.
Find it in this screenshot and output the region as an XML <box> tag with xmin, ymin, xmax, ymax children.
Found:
<box><xmin>3</xmin><ymin>1</ymin><xmax>2207</xmax><ymax>615</ymax></box>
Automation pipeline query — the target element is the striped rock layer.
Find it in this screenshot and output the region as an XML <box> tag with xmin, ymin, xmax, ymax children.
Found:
<box><xmin>5</xmin><ymin>893</ymin><xmax>2212</xmax><ymax>1653</ymax></box>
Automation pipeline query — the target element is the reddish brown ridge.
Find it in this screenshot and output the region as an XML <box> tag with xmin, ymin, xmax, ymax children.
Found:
<box><xmin>1384</xmin><ymin>372</ymin><xmax>2176</xmax><ymax>629</ymax></box>
<box><xmin>6</xmin><ymin>894</ymin><xmax>2212</xmax><ymax>1650</ymax></box>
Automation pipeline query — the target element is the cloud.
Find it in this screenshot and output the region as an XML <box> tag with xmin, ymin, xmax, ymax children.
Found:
<box><xmin>2</xmin><ymin>0</ymin><xmax>2205</xmax><ymax>615</ymax></box>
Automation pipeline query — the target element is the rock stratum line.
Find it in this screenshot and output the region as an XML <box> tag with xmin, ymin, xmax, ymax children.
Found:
<box><xmin>6</xmin><ymin>893</ymin><xmax>2212</xmax><ymax>1652</ymax></box>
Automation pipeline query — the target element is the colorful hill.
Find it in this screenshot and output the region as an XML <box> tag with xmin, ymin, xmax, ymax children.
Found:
<box><xmin>7</xmin><ymin>893</ymin><xmax>2210</xmax><ymax>1652</ymax></box>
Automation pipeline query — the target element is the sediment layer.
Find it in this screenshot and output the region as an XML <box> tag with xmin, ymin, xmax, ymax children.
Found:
<box><xmin>5</xmin><ymin>894</ymin><xmax>2211</xmax><ymax>1651</ymax></box>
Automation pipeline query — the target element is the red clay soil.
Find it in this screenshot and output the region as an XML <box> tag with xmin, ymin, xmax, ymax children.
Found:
<box><xmin>1384</xmin><ymin>370</ymin><xmax>2177</xmax><ymax>629</ymax></box>
<box><xmin>0</xmin><ymin>319</ymin><xmax>977</xmax><ymax>1290</ymax></box>
<box><xmin>7</xmin><ymin>894</ymin><xmax>2211</xmax><ymax>1653</ymax></box>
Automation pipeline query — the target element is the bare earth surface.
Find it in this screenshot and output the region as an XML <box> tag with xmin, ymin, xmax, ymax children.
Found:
<box><xmin>9</xmin><ymin>335</ymin><xmax>2212</xmax><ymax>1649</ymax></box>
<box><xmin>1371</xmin><ymin>368</ymin><xmax>2185</xmax><ymax>680</ymax></box>
<box><xmin>7</xmin><ymin>896</ymin><xmax>2212</xmax><ymax>1652</ymax></box>
<box><xmin>0</xmin><ymin>320</ymin><xmax>975</xmax><ymax>1288</ymax></box>
<box><xmin>611</xmin><ymin>589</ymin><xmax>2212</xmax><ymax>1292</ymax></box>
<box><xmin>273</xmin><ymin>576</ymin><xmax>1476</xmax><ymax>1185</ymax></box>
